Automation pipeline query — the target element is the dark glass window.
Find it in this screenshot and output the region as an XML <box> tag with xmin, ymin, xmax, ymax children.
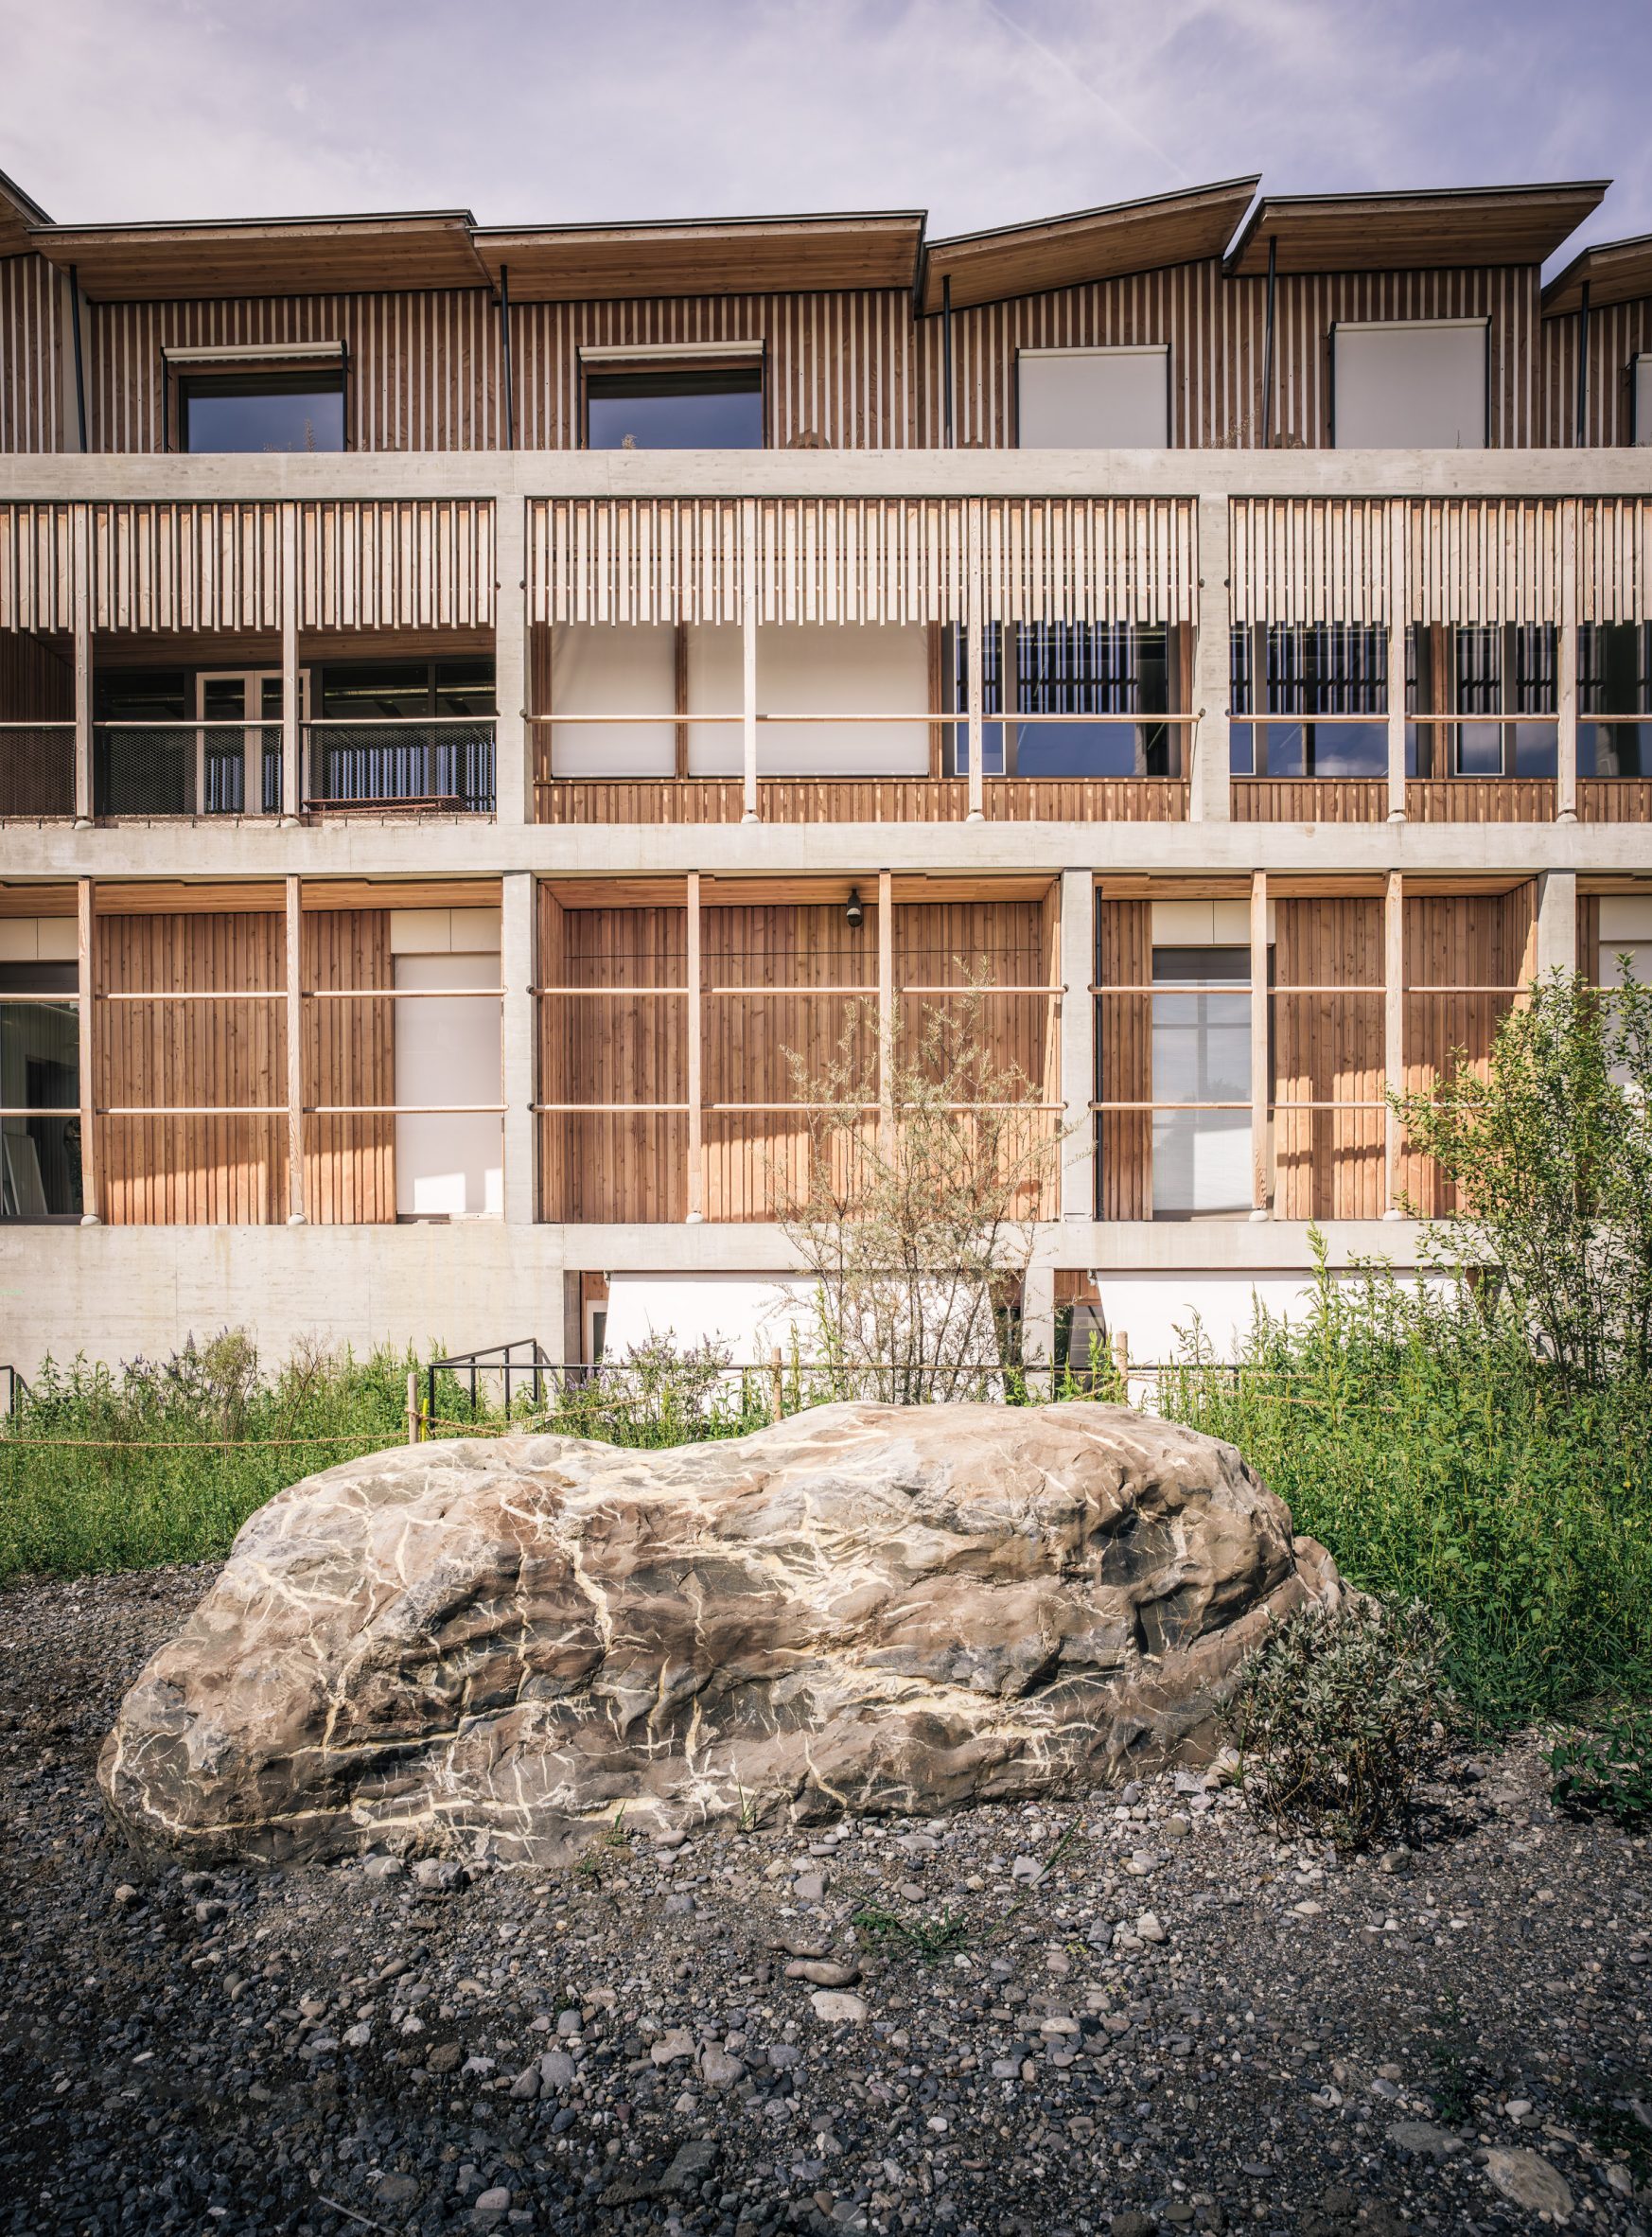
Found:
<box><xmin>312</xmin><ymin>660</ymin><xmax>496</xmax><ymax>812</ymax></box>
<box><xmin>1579</xmin><ymin>623</ymin><xmax>1652</xmax><ymax>777</ymax></box>
<box><xmin>1</xmin><ymin>961</ymin><xmax>81</xmax><ymax>1220</ymax></box>
<box><xmin>179</xmin><ymin>372</ymin><xmax>344</xmax><ymax>453</ymax></box>
<box><xmin>1446</xmin><ymin>625</ymin><xmax>1556</xmax><ymax>777</ymax></box>
<box><xmin>1232</xmin><ymin>625</ymin><xmax>1386</xmax><ymax>778</ymax></box>
<box><xmin>949</xmin><ymin>623</ymin><xmax>1175</xmax><ymax>776</ymax></box>
<box><xmin>317</xmin><ymin>661</ymin><xmax>496</xmax><ymax>719</ymax></box>
<box><xmin>93</xmin><ymin>670</ymin><xmax>191</xmax><ymax>816</ymax></box>
<box><xmin>586</xmin><ymin>368</ymin><xmax>764</xmax><ymax>449</ymax></box>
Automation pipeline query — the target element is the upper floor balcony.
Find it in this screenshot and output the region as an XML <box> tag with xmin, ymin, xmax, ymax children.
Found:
<box><xmin>1</xmin><ymin>457</ymin><xmax>1649</xmax><ymax>837</ymax></box>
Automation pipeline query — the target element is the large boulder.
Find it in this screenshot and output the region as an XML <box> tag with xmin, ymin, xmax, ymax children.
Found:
<box><xmin>99</xmin><ymin>1401</ymin><xmax>1346</xmax><ymax>1865</ymax></box>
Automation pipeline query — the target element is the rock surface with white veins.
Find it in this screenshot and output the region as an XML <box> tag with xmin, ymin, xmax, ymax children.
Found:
<box><xmin>97</xmin><ymin>1400</ymin><xmax>1348</xmax><ymax>1865</ymax></box>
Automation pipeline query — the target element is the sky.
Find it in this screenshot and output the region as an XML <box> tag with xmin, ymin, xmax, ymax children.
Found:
<box><xmin>3</xmin><ymin>0</ymin><xmax>1649</xmax><ymax>271</ymax></box>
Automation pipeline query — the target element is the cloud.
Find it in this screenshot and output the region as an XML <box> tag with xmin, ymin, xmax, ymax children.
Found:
<box><xmin>1</xmin><ymin>0</ymin><xmax>1645</xmax><ymax>259</ymax></box>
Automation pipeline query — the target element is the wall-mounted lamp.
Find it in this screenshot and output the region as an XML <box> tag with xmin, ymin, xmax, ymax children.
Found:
<box><xmin>844</xmin><ymin>887</ymin><xmax>865</xmax><ymax>931</ymax></box>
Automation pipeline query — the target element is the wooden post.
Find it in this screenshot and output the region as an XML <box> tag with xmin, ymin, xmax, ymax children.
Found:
<box><xmin>877</xmin><ymin>868</ymin><xmax>894</xmax><ymax>1158</ymax></box>
<box><xmin>1059</xmin><ymin>869</ymin><xmax>1095</xmax><ymax>1222</ymax></box>
<box><xmin>1110</xmin><ymin>1327</ymin><xmax>1130</xmax><ymax>1396</ymax></box>
<box><xmin>1386</xmin><ymin>502</ymin><xmax>1409</xmax><ymax>822</ymax></box>
<box><xmin>406</xmin><ymin>1371</ymin><xmax>420</xmax><ymax>1446</ymax></box>
<box><xmin>76</xmin><ymin>876</ymin><xmax>98</xmax><ymax>1224</ymax></box>
<box><xmin>285</xmin><ymin>874</ymin><xmax>306</xmax><ymax>1223</ymax></box>
<box><xmin>769</xmin><ymin>1346</ymin><xmax>784</xmax><ymax>1423</ymax></box>
<box><xmin>674</xmin><ymin>622</ymin><xmax>690</xmax><ymax>780</ymax></box>
<box><xmin>686</xmin><ymin>872</ymin><xmax>703</xmax><ymax>1222</ymax></box>
<box><xmin>1556</xmin><ymin>500</ymin><xmax>1578</xmax><ymax>823</ymax></box>
<box><xmin>1383</xmin><ymin>869</ymin><xmax>1404</xmax><ymax>1220</ymax></box>
<box><xmin>965</xmin><ymin>499</ymin><xmax>984</xmax><ymax>821</ymax></box>
<box><xmin>1249</xmin><ymin>870</ymin><xmax>1269</xmax><ymax>1218</ymax></box>
<box><xmin>72</xmin><ymin>502</ymin><xmax>93</xmax><ymax>826</ymax></box>
<box><xmin>741</xmin><ymin>500</ymin><xmax>759</xmax><ymax>823</ymax></box>
<box><xmin>280</xmin><ymin>502</ymin><xmax>301</xmax><ymax>822</ymax></box>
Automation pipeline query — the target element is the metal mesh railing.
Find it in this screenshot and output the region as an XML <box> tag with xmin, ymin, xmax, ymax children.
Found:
<box><xmin>0</xmin><ymin>724</ymin><xmax>76</xmax><ymax>817</ymax></box>
<box><xmin>94</xmin><ymin>724</ymin><xmax>284</xmax><ymax>817</ymax></box>
<box><xmin>305</xmin><ymin>720</ymin><xmax>496</xmax><ymax>813</ymax></box>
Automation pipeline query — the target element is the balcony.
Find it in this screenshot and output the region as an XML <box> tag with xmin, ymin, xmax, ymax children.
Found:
<box><xmin>304</xmin><ymin>719</ymin><xmax>496</xmax><ymax>817</ymax></box>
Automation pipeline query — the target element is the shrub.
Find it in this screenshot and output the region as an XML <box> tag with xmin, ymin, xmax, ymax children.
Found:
<box><xmin>1218</xmin><ymin>1596</ymin><xmax>1457</xmax><ymax>1852</ymax></box>
<box><xmin>1546</xmin><ymin>1711</ymin><xmax>1652</xmax><ymax>1830</ymax></box>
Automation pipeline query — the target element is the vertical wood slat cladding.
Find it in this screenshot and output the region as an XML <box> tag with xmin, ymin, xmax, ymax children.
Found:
<box><xmin>96</xmin><ymin>911</ymin><xmax>287</xmax><ymax>1225</ymax></box>
<box><xmin>1577</xmin><ymin>501</ymin><xmax>1652</xmax><ymax>621</ymax></box>
<box><xmin>298</xmin><ymin>501</ymin><xmax>495</xmax><ymax>630</ymax></box>
<box><xmin>93</xmin><ymin>502</ymin><xmax>284</xmax><ymax>633</ymax></box>
<box><xmin>1272</xmin><ymin>898</ymin><xmax>1384</xmax><ymax>1220</ymax></box>
<box><xmin>1580</xmin><ymin>780</ymin><xmax>1652</xmax><ymax>821</ymax></box>
<box><xmin>1096</xmin><ymin>901</ymin><xmax>1151</xmax><ymax>1222</ymax></box>
<box><xmin>0</xmin><ymin>255</ymin><xmax>63</xmax><ymax>454</ymax></box>
<box><xmin>1231</xmin><ymin>499</ymin><xmax>1562</xmax><ymax>626</ymax></box>
<box><xmin>512</xmin><ymin>292</ymin><xmax>917</xmax><ymax>451</ymax></box>
<box><xmin>87</xmin><ymin>293</ymin><xmax>501</xmax><ymax>454</ymax></box>
<box><xmin>0</xmin><ymin>503</ymin><xmax>74</xmax><ymax>632</ymax></box>
<box><xmin>536</xmin><ymin>895</ymin><xmax>689</xmax><ymax>1224</ymax></box>
<box><xmin>302</xmin><ymin>911</ymin><xmax>394</xmax><ymax>1224</ymax></box>
<box><xmin>1543</xmin><ymin>302</ymin><xmax>1652</xmax><ymax>449</ymax></box>
<box><xmin>927</xmin><ymin>262</ymin><xmax>1539</xmax><ymax>450</ymax></box>
<box><xmin>1397</xmin><ymin>885</ymin><xmax>1534</xmax><ymax>1217</ymax></box>
<box><xmin>1577</xmin><ymin>893</ymin><xmax>1601</xmax><ymax>986</ymax></box>
<box><xmin>0</xmin><ymin>628</ymin><xmax>74</xmax><ymax>814</ymax></box>
<box><xmin>1403</xmin><ymin>780</ymin><xmax>1556</xmax><ymax>822</ymax></box>
<box><xmin>1231</xmin><ymin>779</ymin><xmax>1386</xmax><ymax>822</ymax></box>
<box><xmin>534</xmin><ymin>777</ymin><xmax>1186</xmax><ymax>824</ymax></box>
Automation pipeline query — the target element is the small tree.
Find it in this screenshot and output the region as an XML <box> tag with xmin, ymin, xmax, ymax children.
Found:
<box><xmin>1395</xmin><ymin>965</ymin><xmax>1652</xmax><ymax>1386</ymax></box>
<box><xmin>777</xmin><ymin>983</ymin><xmax>1066</xmax><ymax>1402</ymax></box>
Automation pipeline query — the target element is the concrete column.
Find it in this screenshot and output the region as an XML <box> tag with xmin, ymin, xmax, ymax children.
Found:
<box><xmin>1021</xmin><ymin>1259</ymin><xmax>1056</xmax><ymax>1393</ymax></box>
<box><xmin>1059</xmin><ymin>869</ymin><xmax>1095</xmax><ymax>1222</ymax></box>
<box><xmin>501</xmin><ymin>871</ymin><xmax>537</xmax><ymax>1225</ymax></box>
<box><xmin>1386</xmin><ymin>503</ymin><xmax>1409</xmax><ymax>821</ymax></box>
<box><xmin>876</xmin><ymin>868</ymin><xmax>894</xmax><ymax>1160</ymax></box>
<box><xmin>72</xmin><ymin>502</ymin><xmax>93</xmax><ymax>826</ymax></box>
<box><xmin>1189</xmin><ymin>492</ymin><xmax>1231</xmax><ymax>822</ymax></box>
<box><xmin>285</xmin><ymin>875</ymin><xmax>306</xmax><ymax>1223</ymax></box>
<box><xmin>77</xmin><ymin>877</ymin><xmax>99</xmax><ymax>1224</ymax></box>
<box><xmin>1535</xmin><ymin>871</ymin><xmax>1578</xmax><ymax>980</ymax></box>
<box><xmin>1556</xmin><ymin>501</ymin><xmax>1578</xmax><ymax>823</ymax></box>
<box><xmin>493</xmin><ymin>494</ymin><xmax>530</xmax><ymax>827</ymax></box>
<box><xmin>280</xmin><ymin>502</ymin><xmax>301</xmax><ymax>823</ymax></box>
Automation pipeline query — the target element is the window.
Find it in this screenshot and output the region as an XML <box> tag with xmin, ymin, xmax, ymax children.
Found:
<box><xmin>1229</xmin><ymin>625</ymin><xmax>1387</xmax><ymax>777</ymax></box>
<box><xmin>1410</xmin><ymin>625</ymin><xmax>1556</xmax><ymax>777</ymax></box>
<box><xmin>948</xmin><ymin>623</ymin><xmax>1179</xmax><ymax>776</ymax></box>
<box><xmin>586</xmin><ymin>367</ymin><xmax>764</xmax><ymax>449</ymax></box>
<box><xmin>1151</xmin><ymin>947</ymin><xmax>1252</xmax><ymax>1219</ymax></box>
<box><xmin>1017</xmin><ymin>346</ymin><xmax>1169</xmax><ymax>447</ymax></box>
<box><xmin>1332</xmin><ymin>321</ymin><xmax>1487</xmax><ymax>449</ymax></box>
<box><xmin>1579</xmin><ymin>623</ymin><xmax>1652</xmax><ymax>777</ymax></box>
<box><xmin>1</xmin><ymin>960</ymin><xmax>80</xmax><ymax>1220</ymax></box>
<box><xmin>313</xmin><ymin>660</ymin><xmax>496</xmax><ymax>813</ymax></box>
<box><xmin>178</xmin><ymin>371</ymin><xmax>344</xmax><ymax>453</ymax></box>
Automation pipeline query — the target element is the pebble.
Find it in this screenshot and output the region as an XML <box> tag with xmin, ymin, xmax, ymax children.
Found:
<box><xmin>1483</xmin><ymin>2145</ymin><xmax>1574</xmax><ymax>2218</ymax></box>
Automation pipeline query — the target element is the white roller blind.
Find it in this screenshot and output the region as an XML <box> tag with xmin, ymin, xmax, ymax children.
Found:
<box><xmin>1333</xmin><ymin>321</ymin><xmax>1487</xmax><ymax>449</ymax></box>
<box><xmin>549</xmin><ymin>623</ymin><xmax>675</xmax><ymax>776</ymax></box>
<box><xmin>1017</xmin><ymin>347</ymin><xmax>1169</xmax><ymax>448</ymax></box>
<box><xmin>1636</xmin><ymin>357</ymin><xmax>1652</xmax><ymax>446</ymax></box>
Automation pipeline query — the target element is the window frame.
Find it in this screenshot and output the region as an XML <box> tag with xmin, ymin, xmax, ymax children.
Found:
<box><xmin>1328</xmin><ymin>317</ymin><xmax>1490</xmax><ymax>451</ymax></box>
<box><xmin>577</xmin><ymin>343</ymin><xmax>768</xmax><ymax>451</ymax></box>
<box><xmin>1014</xmin><ymin>343</ymin><xmax>1172</xmax><ymax>449</ymax></box>
<box><xmin>163</xmin><ymin>342</ymin><xmax>351</xmax><ymax>454</ymax></box>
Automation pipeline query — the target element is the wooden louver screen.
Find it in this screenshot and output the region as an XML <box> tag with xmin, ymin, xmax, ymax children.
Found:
<box><xmin>0</xmin><ymin>502</ymin><xmax>73</xmax><ymax>634</ymax></box>
<box><xmin>1231</xmin><ymin>498</ymin><xmax>1564</xmax><ymax>626</ymax></box>
<box><xmin>1577</xmin><ymin>500</ymin><xmax>1652</xmax><ymax>624</ymax></box>
<box><xmin>93</xmin><ymin>502</ymin><xmax>284</xmax><ymax>633</ymax></box>
<box><xmin>529</xmin><ymin>497</ymin><xmax>1195</xmax><ymax>626</ymax></box>
<box><xmin>299</xmin><ymin>500</ymin><xmax>495</xmax><ymax>631</ymax></box>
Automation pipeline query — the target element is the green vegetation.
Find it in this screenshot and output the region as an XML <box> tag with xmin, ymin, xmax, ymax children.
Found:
<box><xmin>1546</xmin><ymin>1708</ymin><xmax>1652</xmax><ymax>1829</ymax></box>
<box><xmin>1218</xmin><ymin>1595</ymin><xmax>1456</xmax><ymax>1851</ymax></box>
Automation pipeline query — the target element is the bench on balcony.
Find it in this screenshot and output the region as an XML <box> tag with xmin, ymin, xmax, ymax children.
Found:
<box><xmin>305</xmin><ymin>794</ymin><xmax>471</xmax><ymax>817</ymax></box>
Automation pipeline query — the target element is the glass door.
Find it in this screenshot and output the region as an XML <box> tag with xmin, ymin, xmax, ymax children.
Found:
<box><xmin>194</xmin><ymin>671</ymin><xmax>307</xmax><ymax>815</ymax></box>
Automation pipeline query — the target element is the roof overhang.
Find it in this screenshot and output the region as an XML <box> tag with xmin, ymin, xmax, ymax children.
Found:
<box><xmin>473</xmin><ymin>212</ymin><xmax>926</xmax><ymax>302</ymax></box>
<box><xmin>921</xmin><ymin>177</ymin><xmax>1260</xmax><ymax>313</ymax></box>
<box><xmin>1542</xmin><ymin>231</ymin><xmax>1652</xmax><ymax>316</ymax></box>
<box><xmin>0</xmin><ymin>165</ymin><xmax>53</xmax><ymax>260</ymax></box>
<box><xmin>27</xmin><ymin>209</ymin><xmax>488</xmax><ymax>300</ymax></box>
<box><xmin>1224</xmin><ymin>180</ymin><xmax>1608</xmax><ymax>276</ymax></box>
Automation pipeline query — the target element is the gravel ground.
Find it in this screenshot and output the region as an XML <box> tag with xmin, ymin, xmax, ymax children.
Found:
<box><xmin>2</xmin><ymin>1565</ymin><xmax>1649</xmax><ymax>2237</ymax></box>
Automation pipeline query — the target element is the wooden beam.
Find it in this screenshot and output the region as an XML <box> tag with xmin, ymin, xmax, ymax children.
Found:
<box><xmin>741</xmin><ymin>502</ymin><xmax>759</xmax><ymax>824</ymax></box>
<box><xmin>686</xmin><ymin>872</ymin><xmax>704</xmax><ymax>1222</ymax></box>
<box><xmin>72</xmin><ymin>503</ymin><xmax>92</xmax><ymax>825</ymax></box>
<box><xmin>966</xmin><ymin>500</ymin><xmax>984</xmax><ymax>821</ymax></box>
<box><xmin>1556</xmin><ymin>500</ymin><xmax>1578</xmax><ymax>823</ymax></box>
<box><xmin>674</xmin><ymin>623</ymin><xmax>690</xmax><ymax>780</ymax></box>
<box><xmin>1384</xmin><ymin>870</ymin><xmax>1404</xmax><ymax>1219</ymax></box>
<box><xmin>1387</xmin><ymin>503</ymin><xmax>1408</xmax><ymax>822</ymax></box>
<box><xmin>281</xmin><ymin>502</ymin><xmax>300</xmax><ymax>821</ymax></box>
<box><xmin>285</xmin><ymin>875</ymin><xmax>306</xmax><ymax>1223</ymax></box>
<box><xmin>76</xmin><ymin>876</ymin><xmax>98</xmax><ymax>1223</ymax></box>
<box><xmin>1250</xmin><ymin>869</ymin><xmax>1270</xmax><ymax>1218</ymax></box>
<box><xmin>877</xmin><ymin>868</ymin><xmax>894</xmax><ymax>1158</ymax></box>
